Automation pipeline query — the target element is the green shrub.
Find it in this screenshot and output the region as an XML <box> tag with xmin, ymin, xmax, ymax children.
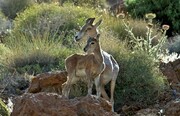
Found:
<box><xmin>13</xmin><ymin>3</ymin><xmax>97</xmax><ymax>44</ymax></box>
<box><xmin>125</xmin><ymin>0</ymin><xmax>180</xmax><ymax>36</ymax></box>
<box><xmin>0</xmin><ymin>0</ymin><xmax>34</xmax><ymax>19</ymax></box>
<box><xmin>67</xmin><ymin>0</ymin><xmax>105</xmax><ymax>8</ymax></box>
<box><xmin>123</xmin><ymin>20</ymin><xmax>168</xmax><ymax>59</ymax></box>
<box><xmin>35</xmin><ymin>0</ymin><xmax>57</xmax><ymax>3</ymax></box>
<box><xmin>13</xmin><ymin>3</ymin><xmax>162</xmax><ymax>46</ymax></box>
<box><xmin>0</xmin><ymin>99</ymin><xmax>9</xmax><ymax>116</ymax></box>
<box><xmin>114</xmin><ymin>51</ymin><xmax>166</xmax><ymax>110</ymax></box>
<box><xmin>2</xmin><ymin>32</ymin><xmax>74</xmax><ymax>75</ymax></box>
<box><xmin>35</xmin><ymin>0</ymin><xmax>64</xmax><ymax>6</ymax></box>
<box><xmin>102</xmin><ymin>15</ymin><xmax>162</xmax><ymax>42</ymax></box>
<box><xmin>0</xmin><ymin>43</ymin><xmax>11</xmax><ymax>62</ymax></box>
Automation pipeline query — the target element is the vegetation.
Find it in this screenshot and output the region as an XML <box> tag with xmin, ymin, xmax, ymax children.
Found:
<box><xmin>0</xmin><ymin>0</ymin><xmax>34</xmax><ymax>19</ymax></box>
<box><xmin>114</xmin><ymin>51</ymin><xmax>166</xmax><ymax>109</ymax></box>
<box><xmin>13</xmin><ymin>3</ymin><xmax>97</xmax><ymax>43</ymax></box>
<box><xmin>0</xmin><ymin>99</ymin><xmax>9</xmax><ymax>116</ymax></box>
<box><xmin>71</xmin><ymin>0</ymin><xmax>105</xmax><ymax>7</ymax></box>
<box><xmin>125</xmin><ymin>0</ymin><xmax>180</xmax><ymax>36</ymax></box>
<box><xmin>102</xmin><ymin>14</ymin><xmax>162</xmax><ymax>43</ymax></box>
<box><xmin>35</xmin><ymin>0</ymin><xmax>59</xmax><ymax>3</ymax></box>
<box><xmin>123</xmin><ymin>14</ymin><xmax>168</xmax><ymax>59</ymax></box>
<box><xmin>2</xmin><ymin>32</ymin><xmax>74</xmax><ymax>75</ymax></box>
<box><xmin>0</xmin><ymin>70</ymin><xmax>30</xmax><ymax>97</ymax></box>
<box><xmin>0</xmin><ymin>1</ymin><xmax>176</xmax><ymax>114</ymax></box>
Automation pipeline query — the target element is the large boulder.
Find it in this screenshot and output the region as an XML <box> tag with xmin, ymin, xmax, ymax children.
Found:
<box><xmin>27</xmin><ymin>71</ymin><xmax>67</xmax><ymax>94</ymax></box>
<box><xmin>11</xmin><ymin>92</ymin><xmax>118</xmax><ymax>116</ymax></box>
<box><xmin>27</xmin><ymin>71</ymin><xmax>88</xmax><ymax>98</ymax></box>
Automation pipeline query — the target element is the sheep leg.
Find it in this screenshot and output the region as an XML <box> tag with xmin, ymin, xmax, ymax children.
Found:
<box><xmin>94</xmin><ymin>76</ymin><xmax>101</xmax><ymax>98</ymax></box>
<box><xmin>100</xmin><ymin>85</ymin><xmax>110</xmax><ymax>101</ymax></box>
<box><xmin>110</xmin><ymin>79</ymin><xmax>116</xmax><ymax>112</ymax></box>
<box><xmin>87</xmin><ymin>78</ymin><xmax>93</xmax><ymax>96</ymax></box>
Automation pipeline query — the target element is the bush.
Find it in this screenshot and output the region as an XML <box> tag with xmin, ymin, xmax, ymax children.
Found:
<box><xmin>35</xmin><ymin>0</ymin><xmax>58</xmax><ymax>3</ymax></box>
<box><xmin>35</xmin><ymin>0</ymin><xmax>65</xmax><ymax>6</ymax></box>
<box><xmin>0</xmin><ymin>99</ymin><xmax>9</xmax><ymax>116</ymax></box>
<box><xmin>123</xmin><ymin>20</ymin><xmax>168</xmax><ymax>59</ymax></box>
<box><xmin>0</xmin><ymin>0</ymin><xmax>34</xmax><ymax>19</ymax></box>
<box><xmin>2</xmin><ymin>32</ymin><xmax>74</xmax><ymax>75</ymax></box>
<box><xmin>114</xmin><ymin>51</ymin><xmax>166</xmax><ymax>110</ymax></box>
<box><xmin>14</xmin><ymin>3</ymin><xmax>163</xmax><ymax>46</ymax></box>
<box><xmin>76</xmin><ymin>0</ymin><xmax>105</xmax><ymax>8</ymax></box>
<box><xmin>102</xmin><ymin>15</ymin><xmax>162</xmax><ymax>43</ymax></box>
<box><xmin>126</xmin><ymin>0</ymin><xmax>180</xmax><ymax>36</ymax></box>
<box><xmin>13</xmin><ymin>3</ymin><xmax>97</xmax><ymax>44</ymax></box>
<box><xmin>63</xmin><ymin>0</ymin><xmax>105</xmax><ymax>8</ymax></box>
<box><xmin>0</xmin><ymin>43</ymin><xmax>11</xmax><ymax>62</ymax></box>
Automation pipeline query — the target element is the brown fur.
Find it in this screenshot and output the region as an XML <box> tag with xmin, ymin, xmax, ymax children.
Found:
<box><xmin>74</xmin><ymin>18</ymin><xmax>120</xmax><ymax>111</ymax></box>
<box><xmin>62</xmin><ymin>35</ymin><xmax>105</xmax><ymax>98</ymax></box>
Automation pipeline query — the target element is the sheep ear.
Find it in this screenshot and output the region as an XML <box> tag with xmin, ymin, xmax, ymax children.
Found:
<box><xmin>86</xmin><ymin>18</ymin><xmax>95</xmax><ymax>25</ymax></box>
<box><xmin>94</xmin><ymin>19</ymin><xmax>102</xmax><ymax>27</ymax></box>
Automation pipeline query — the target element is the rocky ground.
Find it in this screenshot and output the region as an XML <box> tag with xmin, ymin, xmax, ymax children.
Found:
<box><xmin>11</xmin><ymin>92</ymin><xmax>118</xmax><ymax>116</ymax></box>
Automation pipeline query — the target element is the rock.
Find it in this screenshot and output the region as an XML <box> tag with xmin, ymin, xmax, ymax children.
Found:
<box><xmin>11</xmin><ymin>92</ymin><xmax>118</xmax><ymax>116</ymax></box>
<box><xmin>160</xmin><ymin>62</ymin><xmax>179</xmax><ymax>84</ymax></box>
<box><xmin>27</xmin><ymin>71</ymin><xmax>89</xmax><ymax>98</ymax></box>
<box><xmin>120</xmin><ymin>104</ymin><xmax>141</xmax><ymax>115</ymax></box>
<box><xmin>164</xmin><ymin>100</ymin><xmax>180</xmax><ymax>116</ymax></box>
<box><xmin>27</xmin><ymin>71</ymin><xmax>67</xmax><ymax>94</ymax></box>
<box><xmin>160</xmin><ymin>59</ymin><xmax>180</xmax><ymax>91</ymax></box>
<box><xmin>135</xmin><ymin>108</ymin><xmax>159</xmax><ymax>116</ymax></box>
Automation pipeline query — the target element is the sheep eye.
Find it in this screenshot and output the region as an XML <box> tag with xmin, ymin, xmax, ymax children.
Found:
<box><xmin>85</xmin><ymin>27</ymin><xmax>92</xmax><ymax>32</ymax></box>
<box><xmin>87</xmin><ymin>28</ymin><xmax>91</xmax><ymax>30</ymax></box>
<box><xmin>91</xmin><ymin>42</ymin><xmax>95</xmax><ymax>44</ymax></box>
